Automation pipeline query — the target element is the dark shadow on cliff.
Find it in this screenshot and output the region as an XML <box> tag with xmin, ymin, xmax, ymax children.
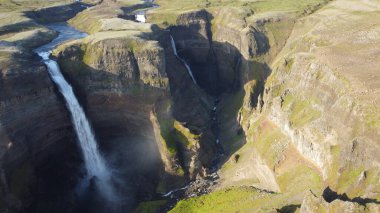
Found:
<box><xmin>323</xmin><ymin>186</ymin><xmax>380</xmax><ymax>206</ymax></box>
<box><xmin>276</xmin><ymin>204</ymin><xmax>300</xmax><ymax>213</ymax></box>
<box><xmin>23</xmin><ymin>2</ymin><xmax>92</xmax><ymax>24</ymax></box>
<box><xmin>118</xmin><ymin>1</ymin><xmax>158</xmax><ymax>20</ymax></box>
<box><xmin>54</xmin><ymin>48</ymin><xmax>186</xmax><ymax>212</ymax></box>
<box><xmin>145</xmin><ymin>9</ymin><xmax>272</xmax><ymax>174</ymax></box>
<box><xmin>0</xmin><ymin>46</ymin><xmax>83</xmax><ymax>212</ymax></box>
<box><xmin>0</xmin><ymin>2</ymin><xmax>92</xmax><ymax>38</ymax></box>
<box><xmin>0</xmin><ymin>20</ymin><xmax>37</xmax><ymax>36</ymax></box>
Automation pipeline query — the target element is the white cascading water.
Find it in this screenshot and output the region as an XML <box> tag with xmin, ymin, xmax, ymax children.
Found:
<box><xmin>170</xmin><ymin>35</ymin><xmax>198</xmax><ymax>85</ymax></box>
<box><xmin>38</xmin><ymin>52</ymin><xmax>116</xmax><ymax>200</ymax></box>
<box><xmin>34</xmin><ymin>24</ymin><xmax>116</xmax><ymax>201</ymax></box>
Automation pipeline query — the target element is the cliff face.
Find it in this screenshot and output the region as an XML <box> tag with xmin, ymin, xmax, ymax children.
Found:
<box><xmin>163</xmin><ymin>0</ymin><xmax>380</xmax><ymax>212</ymax></box>
<box><xmin>0</xmin><ymin>36</ymin><xmax>78</xmax><ymax>212</ymax></box>
<box><xmin>0</xmin><ymin>47</ymin><xmax>74</xmax><ymax>160</ymax></box>
<box><xmin>172</xmin><ymin>9</ymin><xmax>242</xmax><ymax>94</ymax></box>
<box><xmin>216</xmin><ymin>0</ymin><xmax>380</xmax><ymax>211</ymax></box>
<box><xmin>62</xmin><ymin>0</ymin><xmax>226</xmax><ymax>188</ymax></box>
<box><xmin>1</xmin><ymin>0</ymin><xmax>379</xmax><ymax>212</ymax></box>
<box><xmin>263</xmin><ymin>0</ymin><xmax>380</xmax><ymax>200</ymax></box>
<box><xmin>54</xmin><ymin>31</ymin><xmax>171</xmax><ymax>199</ymax></box>
<box><xmin>0</xmin><ymin>3</ymin><xmax>99</xmax><ymax>212</ymax></box>
<box><xmin>54</xmin><ymin>7</ymin><xmax>214</xmax><ymax>198</ymax></box>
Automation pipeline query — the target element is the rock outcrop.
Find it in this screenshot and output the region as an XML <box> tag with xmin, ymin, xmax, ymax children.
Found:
<box><xmin>1</xmin><ymin>0</ymin><xmax>380</xmax><ymax>212</ymax></box>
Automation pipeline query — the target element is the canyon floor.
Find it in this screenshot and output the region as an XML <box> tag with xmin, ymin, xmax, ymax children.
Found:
<box><xmin>0</xmin><ymin>0</ymin><xmax>379</xmax><ymax>212</ymax></box>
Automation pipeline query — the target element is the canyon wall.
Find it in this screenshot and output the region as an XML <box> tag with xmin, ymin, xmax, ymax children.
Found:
<box><xmin>215</xmin><ymin>0</ymin><xmax>380</xmax><ymax>211</ymax></box>
<box><xmin>0</xmin><ymin>3</ymin><xmax>98</xmax><ymax>211</ymax></box>
<box><xmin>0</xmin><ymin>28</ymin><xmax>79</xmax><ymax>212</ymax></box>
<box><xmin>55</xmin><ymin>3</ymin><xmax>216</xmax><ymax>197</ymax></box>
<box><xmin>161</xmin><ymin>1</ymin><xmax>380</xmax><ymax>212</ymax></box>
<box><xmin>1</xmin><ymin>0</ymin><xmax>379</xmax><ymax>212</ymax></box>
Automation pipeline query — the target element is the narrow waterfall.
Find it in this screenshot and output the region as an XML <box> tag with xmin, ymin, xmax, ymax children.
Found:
<box><xmin>34</xmin><ymin>24</ymin><xmax>116</xmax><ymax>201</ymax></box>
<box><xmin>170</xmin><ymin>35</ymin><xmax>198</xmax><ymax>85</ymax></box>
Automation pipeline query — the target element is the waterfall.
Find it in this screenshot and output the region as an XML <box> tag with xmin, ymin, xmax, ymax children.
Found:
<box><xmin>34</xmin><ymin>24</ymin><xmax>116</xmax><ymax>201</ymax></box>
<box><xmin>170</xmin><ymin>35</ymin><xmax>198</xmax><ymax>85</ymax></box>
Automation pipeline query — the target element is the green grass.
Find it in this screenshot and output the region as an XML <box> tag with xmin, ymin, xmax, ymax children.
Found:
<box><xmin>68</xmin><ymin>3</ymin><xmax>123</xmax><ymax>34</ymax></box>
<box><xmin>247</xmin><ymin>0</ymin><xmax>330</xmax><ymax>14</ymax></box>
<box><xmin>346</xmin><ymin>167</ymin><xmax>380</xmax><ymax>198</ymax></box>
<box><xmin>156</xmin><ymin>104</ymin><xmax>178</xmax><ymax>155</ymax></box>
<box><xmin>156</xmin><ymin>100</ymin><xmax>200</xmax><ymax>155</ymax></box>
<box><xmin>250</xmin><ymin>124</ymin><xmax>286</xmax><ymax>169</ymax></box>
<box><xmin>282</xmin><ymin>94</ymin><xmax>321</xmax><ymax>128</ymax></box>
<box><xmin>240</xmin><ymin>80</ymin><xmax>259</xmax><ymax>122</ymax></box>
<box><xmin>327</xmin><ymin>145</ymin><xmax>341</xmax><ymax>185</ymax></box>
<box><xmin>169</xmin><ymin>182</ymin><xmax>316</xmax><ymax>213</ymax></box>
<box><xmin>169</xmin><ymin>187</ymin><xmax>278</xmax><ymax>213</ymax></box>
<box><xmin>277</xmin><ymin>164</ymin><xmax>322</xmax><ymax>195</ymax></box>
<box><xmin>262</xmin><ymin>19</ymin><xmax>296</xmax><ymax>60</ymax></box>
<box><xmin>283</xmin><ymin>58</ymin><xmax>294</xmax><ymax>73</ymax></box>
<box><xmin>174</xmin><ymin>121</ymin><xmax>200</xmax><ymax>149</ymax></box>
<box><xmin>336</xmin><ymin>165</ymin><xmax>364</xmax><ymax>195</ymax></box>
<box><xmin>117</xmin><ymin>0</ymin><xmax>144</xmax><ymax>7</ymax></box>
<box><xmin>148</xmin><ymin>0</ymin><xmax>331</xmax><ymax>27</ymax></box>
<box><xmin>134</xmin><ymin>200</ymin><xmax>167</xmax><ymax>213</ymax></box>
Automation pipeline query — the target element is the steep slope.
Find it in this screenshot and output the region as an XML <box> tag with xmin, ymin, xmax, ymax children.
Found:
<box><xmin>172</xmin><ymin>0</ymin><xmax>380</xmax><ymax>212</ymax></box>
<box><xmin>0</xmin><ymin>2</ymin><xmax>98</xmax><ymax>212</ymax></box>
<box><xmin>54</xmin><ymin>2</ymin><xmax>215</xmax><ymax>208</ymax></box>
<box><xmin>1</xmin><ymin>0</ymin><xmax>379</xmax><ymax>212</ymax></box>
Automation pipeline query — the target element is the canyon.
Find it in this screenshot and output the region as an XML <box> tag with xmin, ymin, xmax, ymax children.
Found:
<box><xmin>0</xmin><ymin>0</ymin><xmax>379</xmax><ymax>212</ymax></box>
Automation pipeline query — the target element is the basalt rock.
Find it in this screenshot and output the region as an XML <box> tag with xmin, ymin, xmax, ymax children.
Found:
<box><xmin>0</xmin><ymin>43</ymin><xmax>78</xmax><ymax>212</ymax></box>
<box><xmin>2</xmin><ymin>0</ymin><xmax>379</xmax><ymax>212</ymax></box>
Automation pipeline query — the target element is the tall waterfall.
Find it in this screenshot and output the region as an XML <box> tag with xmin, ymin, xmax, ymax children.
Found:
<box><xmin>170</xmin><ymin>35</ymin><xmax>198</xmax><ymax>85</ymax></box>
<box><xmin>34</xmin><ymin>24</ymin><xmax>116</xmax><ymax>200</ymax></box>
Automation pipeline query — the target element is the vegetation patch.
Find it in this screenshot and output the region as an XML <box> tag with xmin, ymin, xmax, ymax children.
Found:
<box><xmin>327</xmin><ymin>145</ymin><xmax>341</xmax><ymax>185</ymax></box>
<box><xmin>346</xmin><ymin>167</ymin><xmax>380</xmax><ymax>198</ymax></box>
<box><xmin>149</xmin><ymin>0</ymin><xmax>331</xmax><ymax>27</ymax></box>
<box><xmin>156</xmin><ymin>101</ymin><xmax>199</xmax><ymax>155</ymax></box>
<box><xmin>248</xmin><ymin>120</ymin><xmax>286</xmax><ymax>169</ymax></box>
<box><xmin>173</xmin><ymin>121</ymin><xmax>199</xmax><ymax>149</ymax></box>
<box><xmin>277</xmin><ymin>164</ymin><xmax>322</xmax><ymax>195</ymax></box>
<box><xmin>134</xmin><ymin>200</ymin><xmax>167</xmax><ymax>213</ymax></box>
<box><xmin>156</xmin><ymin>101</ymin><xmax>178</xmax><ymax>155</ymax></box>
<box><xmin>170</xmin><ymin>187</ymin><xmax>278</xmax><ymax>213</ymax></box>
<box><xmin>283</xmin><ymin>58</ymin><xmax>294</xmax><ymax>74</ymax></box>
<box><xmin>336</xmin><ymin>165</ymin><xmax>365</xmax><ymax>195</ymax></box>
<box><xmin>282</xmin><ymin>94</ymin><xmax>321</xmax><ymax>128</ymax></box>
